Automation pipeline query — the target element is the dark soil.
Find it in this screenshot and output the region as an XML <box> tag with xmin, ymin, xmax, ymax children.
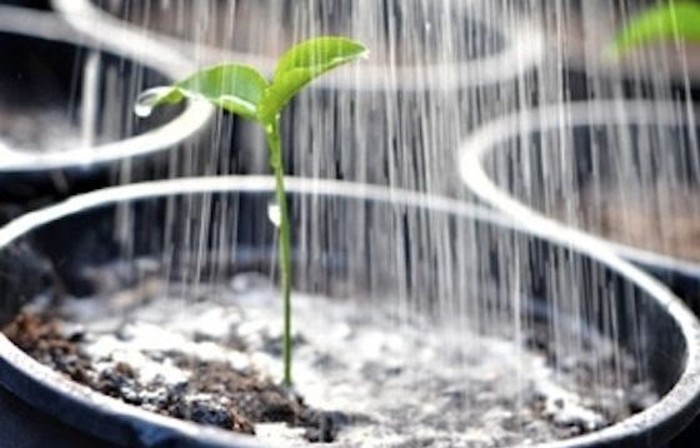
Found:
<box><xmin>2</xmin><ymin>312</ymin><xmax>342</xmax><ymax>443</ymax></box>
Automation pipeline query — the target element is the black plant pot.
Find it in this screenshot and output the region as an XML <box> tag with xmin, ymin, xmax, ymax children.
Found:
<box><xmin>61</xmin><ymin>0</ymin><xmax>543</xmax><ymax>91</ymax></box>
<box><xmin>54</xmin><ymin>0</ymin><xmax>544</xmax><ymax>192</ymax></box>
<box><xmin>0</xmin><ymin>176</ymin><xmax>698</xmax><ymax>447</ymax></box>
<box><xmin>459</xmin><ymin>99</ymin><xmax>700</xmax><ymax>309</ymax></box>
<box><xmin>0</xmin><ymin>6</ymin><xmax>212</xmax><ymax>222</ymax></box>
<box><xmin>458</xmin><ymin>99</ymin><xmax>700</xmax><ymax>446</ymax></box>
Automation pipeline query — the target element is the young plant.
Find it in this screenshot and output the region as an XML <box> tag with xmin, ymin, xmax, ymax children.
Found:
<box><xmin>135</xmin><ymin>37</ymin><xmax>367</xmax><ymax>387</ymax></box>
<box><xmin>609</xmin><ymin>1</ymin><xmax>700</xmax><ymax>56</ymax></box>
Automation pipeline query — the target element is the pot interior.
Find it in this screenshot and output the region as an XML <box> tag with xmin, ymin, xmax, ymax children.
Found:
<box><xmin>483</xmin><ymin>104</ymin><xmax>700</xmax><ymax>266</ymax></box>
<box><xmin>0</xmin><ymin>183</ymin><xmax>693</xmax><ymax>446</ymax></box>
<box><xmin>0</xmin><ymin>23</ymin><xmax>187</xmax><ymax>207</ymax></box>
<box><xmin>0</xmin><ymin>28</ymin><xmax>181</xmax><ymax>160</ymax></box>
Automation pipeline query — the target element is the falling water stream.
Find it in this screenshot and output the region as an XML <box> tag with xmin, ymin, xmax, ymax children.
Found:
<box><xmin>5</xmin><ymin>0</ymin><xmax>699</xmax><ymax>445</ymax></box>
<box><xmin>477</xmin><ymin>0</ymin><xmax>700</xmax><ymax>266</ymax></box>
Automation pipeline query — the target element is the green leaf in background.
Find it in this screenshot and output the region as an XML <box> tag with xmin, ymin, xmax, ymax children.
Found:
<box><xmin>259</xmin><ymin>36</ymin><xmax>368</xmax><ymax>121</ymax></box>
<box><xmin>612</xmin><ymin>1</ymin><xmax>700</xmax><ymax>55</ymax></box>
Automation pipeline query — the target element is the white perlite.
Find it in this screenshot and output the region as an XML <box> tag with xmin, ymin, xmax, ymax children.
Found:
<box><xmin>49</xmin><ymin>272</ymin><xmax>654</xmax><ymax>447</ymax></box>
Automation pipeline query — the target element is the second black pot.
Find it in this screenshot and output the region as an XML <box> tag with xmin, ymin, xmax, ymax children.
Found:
<box><xmin>0</xmin><ymin>6</ymin><xmax>212</xmax><ymax>222</ymax></box>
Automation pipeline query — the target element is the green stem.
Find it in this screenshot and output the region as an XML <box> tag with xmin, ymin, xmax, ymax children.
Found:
<box><xmin>265</xmin><ymin>118</ymin><xmax>293</xmax><ymax>388</ymax></box>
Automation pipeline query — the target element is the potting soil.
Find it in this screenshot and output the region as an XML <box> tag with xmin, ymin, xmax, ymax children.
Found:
<box><xmin>4</xmin><ymin>271</ymin><xmax>657</xmax><ymax>447</ymax></box>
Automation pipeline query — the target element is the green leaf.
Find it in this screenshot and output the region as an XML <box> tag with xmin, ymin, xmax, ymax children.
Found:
<box><xmin>178</xmin><ymin>64</ymin><xmax>269</xmax><ymax>120</ymax></box>
<box><xmin>148</xmin><ymin>64</ymin><xmax>269</xmax><ymax>120</ymax></box>
<box><xmin>612</xmin><ymin>2</ymin><xmax>700</xmax><ymax>55</ymax></box>
<box><xmin>258</xmin><ymin>36</ymin><xmax>368</xmax><ymax>121</ymax></box>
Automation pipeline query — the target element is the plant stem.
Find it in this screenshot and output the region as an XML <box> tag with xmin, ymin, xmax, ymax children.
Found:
<box><xmin>265</xmin><ymin>118</ymin><xmax>293</xmax><ymax>388</ymax></box>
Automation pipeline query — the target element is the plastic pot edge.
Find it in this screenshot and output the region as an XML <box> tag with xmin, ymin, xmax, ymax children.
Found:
<box><xmin>0</xmin><ymin>5</ymin><xmax>214</xmax><ymax>173</ymax></box>
<box><xmin>52</xmin><ymin>0</ymin><xmax>545</xmax><ymax>92</ymax></box>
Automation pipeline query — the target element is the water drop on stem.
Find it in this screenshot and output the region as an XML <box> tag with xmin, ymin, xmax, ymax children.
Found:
<box><xmin>268</xmin><ymin>201</ymin><xmax>281</xmax><ymax>228</ymax></box>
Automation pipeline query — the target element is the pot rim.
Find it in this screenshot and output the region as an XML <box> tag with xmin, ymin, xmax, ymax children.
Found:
<box><xmin>51</xmin><ymin>0</ymin><xmax>545</xmax><ymax>92</ymax></box>
<box><xmin>0</xmin><ymin>5</ymin><xmax>213</xmax><ymax>172</ymax></box>
<box><xmin>458</xmin><ymin>99</ymin><xmax>700</xmax><ymax>278</ymax></box>
<box><xmin>0</xmin><ymin>175</ymin><xmax>699</xmax><ymax>447</ymax></box>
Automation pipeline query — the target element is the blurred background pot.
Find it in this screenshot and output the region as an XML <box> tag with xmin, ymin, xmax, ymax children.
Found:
<box><xmin>459</xmin><ymin>99</ymin><xmax>700</xmax><ymax>312</ymax></box>
<box><xmin>0</xmin><ymin>6</ymin><xmax>212</xmax><ymax>223</ymax></box>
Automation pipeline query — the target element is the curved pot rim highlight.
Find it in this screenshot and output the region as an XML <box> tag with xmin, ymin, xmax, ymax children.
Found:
<box><xmin>52</xmin><ymin>0</ymin><xmax>545</xmax><ymax>92</ymax></box>
<box><xmin>0</xmin><ymin>176</ymin><xmax>699</xmax><ymax>447</ymax></box>
<box><xmin>0</xmin><ymin>5</ymin><xmax>213</xmax><ymax>172</ymax></box>
<box><xmin>459</xmin><ymin>99</ymin><xmax>700</xmax><ymax>279</ymax></box>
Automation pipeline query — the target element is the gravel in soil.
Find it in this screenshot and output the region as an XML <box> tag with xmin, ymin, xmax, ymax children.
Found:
<box><xmin>2</xmin><ymin>312</ymin><xmax>340</xmax><ymax>443</ymax></box>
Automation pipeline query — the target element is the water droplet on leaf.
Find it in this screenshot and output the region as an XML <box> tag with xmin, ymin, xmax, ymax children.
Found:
<box><xmin>134</xmin><ymin>87</ymin><xmax>173</xmax><ymax>118</ymax></box>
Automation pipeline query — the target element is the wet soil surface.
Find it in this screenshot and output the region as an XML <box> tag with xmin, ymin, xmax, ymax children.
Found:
<box><xmin>3</xmin><ymin>312</ymin><xmax>340</xmax><ymax>443</ymax></box>
<box><xmin>2</xmin><ymin>271</ymin><xmax>657</xmax><ymax>447</ymax></box>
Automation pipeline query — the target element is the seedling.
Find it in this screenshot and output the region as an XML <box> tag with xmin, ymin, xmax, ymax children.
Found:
<box><xmin>609</xmin><ymin>1</ymin><xmax>700</xmax><ymax>56</ymax></box>
<box><xmin>135</xmin><ymin>36</ymin><xmax>367</xmax><ymax>388</ymax></box>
